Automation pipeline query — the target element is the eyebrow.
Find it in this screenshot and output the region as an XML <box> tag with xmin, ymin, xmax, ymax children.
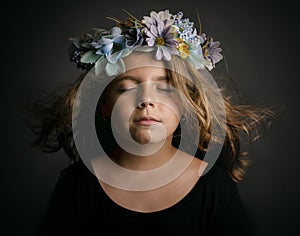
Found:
<box><xmin>114</xmin><ymin>75</ymin><xmax>169</xmax><ymax>83</ymax></box>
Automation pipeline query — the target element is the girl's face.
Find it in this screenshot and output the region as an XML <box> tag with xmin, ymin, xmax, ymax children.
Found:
<box><xmin>101</xmin><ymin>53</ymin><xmax>182</xmax><ymax>145</ymax></box>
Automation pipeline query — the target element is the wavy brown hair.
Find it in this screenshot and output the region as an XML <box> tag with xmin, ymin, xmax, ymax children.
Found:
<box><xmin>165</xmin><ymin>56</ymin><xmax>275</xmax><ymax>181</ymax></box>
<box><xmin>27</xmin><ymin>54</ymin><xmax>275</xmax><ymax>182</ymax></box>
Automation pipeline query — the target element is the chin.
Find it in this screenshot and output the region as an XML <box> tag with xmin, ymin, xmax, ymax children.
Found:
<box><xmin>130</xmin><ymin>128</ymin><xmax>168</xmax><ymax>145</ymax></box>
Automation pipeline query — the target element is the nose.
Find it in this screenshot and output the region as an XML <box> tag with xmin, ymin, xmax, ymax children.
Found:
<box><xmin>137</xmin><ymin>101</ymin><xmax>155</xmax><ymax>109</ymax></box>
<box><xmin>136</xmin><ymin>84</ymin><xmax>156</xmax><ymax>109</ymax></box>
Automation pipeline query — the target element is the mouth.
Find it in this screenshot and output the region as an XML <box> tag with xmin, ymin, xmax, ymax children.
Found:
<box><xmin>133</xmin><ymin>116</ymin><xmax>160</xmax><ymax>126</ymax></box>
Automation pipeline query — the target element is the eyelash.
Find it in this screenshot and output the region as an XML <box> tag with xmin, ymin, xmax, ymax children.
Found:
<box><xmin>157</xmin><ymin>86</ymin><xmax>173</xmax><ymax>92</ymax></box>
<box><xmin>118</xmin><ymin>86</ymin><xmax>173</xmax><ymax>93</ymax></box>
<box><xmin>117</xmin><ymin>87</ymin><xmax>136</xmax><ymax>93</ymax></box>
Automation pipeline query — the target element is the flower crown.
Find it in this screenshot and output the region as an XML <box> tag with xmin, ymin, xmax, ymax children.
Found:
<box><xmin>68</xmin><ymin>10</ymin><xmax>223</xmax><ymax>76</ymax></box>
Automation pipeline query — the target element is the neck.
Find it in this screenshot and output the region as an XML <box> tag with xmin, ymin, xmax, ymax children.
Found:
<box><xmin>110</xmin><ymin>136</ymin><xmax>177</xmax><ymax>171</ymax></box>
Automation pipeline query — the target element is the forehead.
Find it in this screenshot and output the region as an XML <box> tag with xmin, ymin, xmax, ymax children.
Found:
<box><xmin>123</xmin><ymin>52</ymin><xmax>165</xmax><ymax>71</ymax></box>
<box><xmin>118</xmin><ymin>67</ymin><xmax>167</xmax><ymax>82</ymax></box>
<box><xmin>118</xmin><ymin>52</ymin><xmax>167</xmax><ymax>82</ymax></box>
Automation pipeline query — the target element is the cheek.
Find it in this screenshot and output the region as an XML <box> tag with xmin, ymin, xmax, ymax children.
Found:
<box><xmin>160</xmin><ymin>98</ymin><xmax>181</xmax><ymax>119</ymax></box>
<box><xmin>161</xmin><ymin>106</ymin><xmax>180</xmax><ymax>131</ymax></box>
<box><xmin>110</xmin><ymin>94</ymin><xmax>137</xmax><ymax>123</ymax></box>
<box><xmin>158</xmin><ymin>92</ymin><xmax>184</xmax><ymax>118</ymax></box>
<box><xmin>101</xmin><ymin>91</ymin><xmax>135</xmax><ymax>116</ymax></box>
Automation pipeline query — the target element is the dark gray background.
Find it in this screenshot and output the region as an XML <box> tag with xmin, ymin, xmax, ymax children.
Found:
<box><xmin>1</xmin><ymin>0</ymin><xmax>299</xmax><ymax>235</ymax></box>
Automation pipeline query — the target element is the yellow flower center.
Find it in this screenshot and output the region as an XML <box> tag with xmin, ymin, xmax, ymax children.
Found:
<box><xmin>155</xmin><ymin>37</ymin><xmax>165</xmax><ymax>46</ymax></box>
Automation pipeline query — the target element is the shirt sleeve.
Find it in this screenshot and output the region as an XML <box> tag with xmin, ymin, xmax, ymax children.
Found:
<box><xmin>209</xmin><ymin>167</ymin><xmax>255</xmax><ymax>236</ymax></box>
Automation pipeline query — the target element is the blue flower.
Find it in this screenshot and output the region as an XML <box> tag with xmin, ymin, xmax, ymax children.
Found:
<box><xmin>81</xmin><ymin>26</ymin><xmax>135</xmax><ymax>76</ymax></box>
<box><xmin>121</xmin><ymin>20</ymin><xmax>144</xmax><ymax>47</ymax></box>
<box><xmin>90</xmin><ymin>27</ymin><xmax>127</xmax><ymax>63</ymax></box>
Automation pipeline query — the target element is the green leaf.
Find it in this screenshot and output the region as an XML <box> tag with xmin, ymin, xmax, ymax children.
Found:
<box><xmin>118</xmin><ymin>59</ymin><xmax>125</xmax><ymax>73</ymax></box>
<box><xmin>91</xmin><ymin>28</ymin><xmax>107</xmax><ymax>34</ymax></box>
<box><xmin>95</xmin><ymin>57</ymin><xmax>106</xmax><ymax>75</ymax></box>
<box><xmin>81</xmin><ymin>42</ymin><xmax>94</xmax><ymax>49</ymax></box>
<box><xmin>105</xmin><ymin>62</ymin><xmax>120</xmax><ymax>76</ymax></box>
<box><xmin>105</xmin><ymin>59</ymin><xmax>126</xmax><ymax>76</ymax></box>
<box><xmin>80</xmin><ymin>51</ymin><xmax>100</xmax><ymax>63</ymax></box>
<box><xmin>120</xmin><ymin>48</ymin><xmax>134</xmax><ymax>58</ymax></box>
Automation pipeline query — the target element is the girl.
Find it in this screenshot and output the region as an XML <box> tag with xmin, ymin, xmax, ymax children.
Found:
<box><xmin>29</xmin><ymin>10</ymin><xmax>274</xmax><ymax>236</ymax></box>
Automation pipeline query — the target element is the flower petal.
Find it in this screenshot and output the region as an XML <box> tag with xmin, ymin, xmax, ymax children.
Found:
<box><xmin>142</xmin><ymin>16</ymin><xmax>154</xmax><ymax>27</ymax></box>
<box><xmin>105</xmin><ymin>62</ymin><xmax>120</xmax><ymax>76</ymax></box>
<box><xmin>150</xmin><ymin>25</ymin><xmax>158</xmax><ymax>37</ymax></box>
<box><xmin>101</xmin><ymin>43</ymin><xmax>113</xmax><ymax>54</ymax></box>
<box><xmin>120</xmin><ymin>48</ymin><xmax>134</xmax><ymax>58</ymax></box>
<box><xmin>158</xmin><ymin>10</ymin><xmax>169</xmax><ymax>21</ymax></box>
<box><xmin>110</xmin><ymin>27</ymin><xmax>122</xmax><ymax>36</ymax></box>
<box><xmin>157</xmin><ymin>21</ymin><xmax>164</xmax><ymax>35</ymax></box>
<box><xmin>114</xmin><ymin>35</ymin><xmax>126</xmax><ymax>44</ymax></box>
<box><xmin>150</xmin><ymin>11</ymin><xmax>159</xmax><ymax>19</ymax></box>
<box><xmin>107</xmin><ymin>50</ymin><xmax>122</xmax><ymax>63</ymax></box>
<box><xmin>95</xmin><ymin>57</ymin><xmax>107</xmax><ymax>75</ymax></box>
<box><xmin>100</xmin><ymin>37</ymin><xmax>113</xmax><ymax>45</ymax></box>
<box><xmin>167</xmin><ymin>46</ymin><xmax>179</xmax><ymax>55</ymax></box>
<box><xmin>146</xmin><ymin>38</ymin><xmax>155</xmax><ymax>46</ymax></box>
<box><xmin>161</xmin><ymin>47</ymin><xmax>171</xmax><ymax>61</ymax></box>
<box><xmin>117</xmin><ymin>58</ymin><xmax>126</xmax><ymax>73</ymax></box>
<box><xmin>155</xmin><ymin>47</ymin><xmax>163</xmax><ymax>60</ymax></box>
<box><xmin>105</xmin><ymin>58</ymin><xmax>125</xmax><ymax>76</ymax></box>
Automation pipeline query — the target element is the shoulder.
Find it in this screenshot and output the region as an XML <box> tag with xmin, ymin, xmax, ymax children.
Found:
<box><xmin>53</xmin><ymin>160</ymin><xmax>94</xmax><ymax>192</ymax></box>
<box><xmin>60</xmin><ymin>159</ymin><xmax>90</xmax><ymax>177</ymax></box>
<box><xmin>41</xmin><ymin>160</ymin><xmax>92</xmax><ymax>236</ymax></box>
<box><xmin>201</xmin><ymin>163</ymin><xmax>234</xmax><ymax>184</ymax></box>
<box><xmin>201</xmin><ymin>165</ymin><xmax>254</xmax><ymax>235</ymax></box>
<box><xmin>177</xmin><ymin>149</ymin><xmax>233</xmax><ymax>186</ymax></box>
<box><xmin>47</xmin><ymin>160</ymin><xmax>99</xmax><ymax>211</ymax></box>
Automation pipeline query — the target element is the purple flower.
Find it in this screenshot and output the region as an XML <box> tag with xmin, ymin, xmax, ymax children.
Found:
<box><xmin>142</xmin><ymin>11</ymin><xmax>178</xmax><ymax>61</ymax></box>
<box><xmin>207</xmin><ymin>41</ymin><xmax>223</xmax><ymax>65</ymax></box>
<box><xmin>201</xmin><ymin>33</ymin><xmax>223</xmax><ymax>70</ymax></box>
<box><xmin>142</xmin><ymin>10</ymin><xmax>174</xmax><ymax>27</ymax></box>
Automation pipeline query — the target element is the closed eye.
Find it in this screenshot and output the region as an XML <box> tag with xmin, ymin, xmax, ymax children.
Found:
<box><xmin>156</xmin><ymin>84</ymin><xmax>174</xmax><ymax>92</ymax></box>
<box><xmin>117</xmin><ymin>87</ymin><xmax>137</xmax><ymax>93</ymax></box>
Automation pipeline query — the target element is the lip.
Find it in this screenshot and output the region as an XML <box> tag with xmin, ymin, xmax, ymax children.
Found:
<box><xmin>134</xmin><ymin>116</ymin><xmax>160</xmax><ymax>126</ymax></box>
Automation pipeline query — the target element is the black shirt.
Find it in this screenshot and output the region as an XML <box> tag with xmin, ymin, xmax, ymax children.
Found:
<box><xmin>39</xmin><ymin>160</ymin><xmax>254</xmax><ymax>236</ymax></box>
